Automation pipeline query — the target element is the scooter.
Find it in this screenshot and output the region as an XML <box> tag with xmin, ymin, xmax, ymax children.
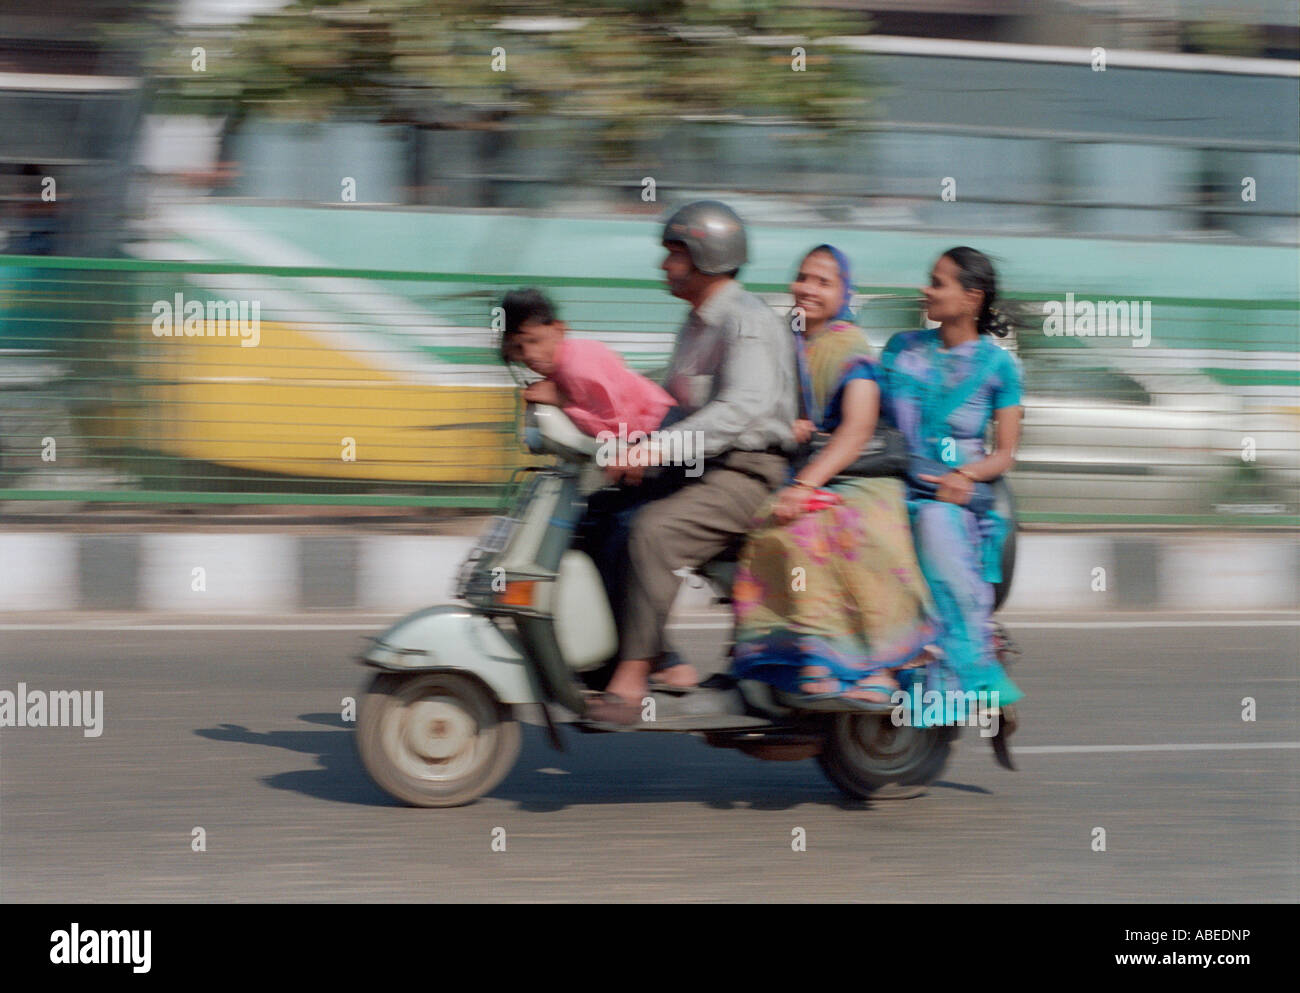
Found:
<box><xmin>353</xmin><ymin>404</ymin><xmax>1020</xmax><ymax>807</ymax></box>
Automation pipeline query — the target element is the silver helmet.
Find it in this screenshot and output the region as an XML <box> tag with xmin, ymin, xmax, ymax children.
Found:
<box><xmin>661</xmin><ymin>200</ymin><xmax>748</xmax><ymax>274</ymax></box>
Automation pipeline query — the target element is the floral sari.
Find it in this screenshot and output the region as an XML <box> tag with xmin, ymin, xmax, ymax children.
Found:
<box><xmin>731</xmin><ymin>323</ymin><xmax>936</xmax><ymax>695</ymax></box>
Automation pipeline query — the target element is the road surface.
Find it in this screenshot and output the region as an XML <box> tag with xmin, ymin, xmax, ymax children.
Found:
<box><xmin>1</xmin><ymin>610</ymin><xmax>1295</xmax><ymax>902</ymax></box>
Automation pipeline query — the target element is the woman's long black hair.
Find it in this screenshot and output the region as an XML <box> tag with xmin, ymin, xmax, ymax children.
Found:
<box><xmin>941</xmin><ymin>246</ymin><xmax>1016</xmax><ymax>337</ymax></box>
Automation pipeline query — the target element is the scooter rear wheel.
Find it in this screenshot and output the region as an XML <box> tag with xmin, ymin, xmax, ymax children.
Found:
<box><xmin>356</xmin><ymin>671</ymin><xmax>521</xmax><ymax>807</ymax></box>
<box><xmin>817</xmin><ymin>713</ymin><xmax>956</xmax><ymax>800</ymax></box>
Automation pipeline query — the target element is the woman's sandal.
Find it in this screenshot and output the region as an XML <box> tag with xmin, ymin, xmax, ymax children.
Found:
<box><xmin>783</xmin><ymin>694</ymin><xmax>897</xmax><ymax>714</ymax></box>
<box><xmin>848</xmin><ymin>682</ymin><xmax>903</xmax><ymax>703</ymax></box>
<box><xmin>777</xmin><ymin>671</ymin><xmax>898</xmax><ymax>714</ymax></box>
<box><xmin>990</xmin><ymin>704</ymin><xmax>1018</xmax><ymax>770</ymax></box>
<box><xmin>897</xmin><ymin>646</ymin><xmax>939</xmax><ymax>671</ymax></box>
<box><xmin>841</xmin><ymin>675</ymin><xmax>903</xmax><ymax>713</ymax></box>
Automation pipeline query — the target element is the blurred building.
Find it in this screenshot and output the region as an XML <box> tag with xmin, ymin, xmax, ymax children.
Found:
<box><xmin>165</xmin><ymin>34</ymin><xmax>1297</xmax><ymax>246</ymax></box>
<box><xmin>826</xmin><ymin>0</ymin><xmax>1298</xmax><ymax>56</ymax></box>
<box><xmin>0</xmin><ymin>0</ymin><xmax>144</xmax><ymax>258</ymax></box>
<box><xmin>1</xmin><ymin>1</ymin><xmax>1295</xmax><ymax>516</ymax></box>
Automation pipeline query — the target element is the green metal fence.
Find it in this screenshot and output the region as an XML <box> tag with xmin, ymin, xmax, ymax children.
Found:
<box><xmin>0</xmin><ymin>253</ymin><xmax>1296</xmax><ymax>524</ymax></box>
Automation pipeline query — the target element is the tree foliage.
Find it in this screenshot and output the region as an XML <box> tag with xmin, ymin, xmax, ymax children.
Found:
<box><xmin>140</xmin><ymin>0</ymin><xmax>874</xmax><ymax>168</ymax></box>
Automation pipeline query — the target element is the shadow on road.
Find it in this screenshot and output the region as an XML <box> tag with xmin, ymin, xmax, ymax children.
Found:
<box><xmin>196</xmin><ymin>713</ymin><xmax>987</xmax><ymax>811</ymax></box>
<box><xmin>196</xmin><ymin>713</ymin><xmax>397</xmax><ymax>807</ymax></box>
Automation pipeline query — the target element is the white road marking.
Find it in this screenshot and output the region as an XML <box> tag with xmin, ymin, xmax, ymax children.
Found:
<box><xmin>999</xmin><ymin>620</ymin><xmax>1300</xmax><ymax>629</ymax></box>
<box><xmin>1015</xmin><ymin>742</ymin><xmax>1300</xmax><ymax>754</ymax></box>
<box><xmin>0</xmin><ymin>617</ymin><xmax>1297</xmax><ymax>631</ymax></box>
<box><xmin>0</xmin><ymin>623</ymin><xmax>397</xmax><ymax>631</ymax></box>
<box><xmin>1</xmin><ymin>621</ymin><xmax>1294</xmax><ymax>760</ymax></box>
<box><xmin>671</xmin><ymin>619</ymin><xmax>1300</xmax><ymax>630</ymax></box>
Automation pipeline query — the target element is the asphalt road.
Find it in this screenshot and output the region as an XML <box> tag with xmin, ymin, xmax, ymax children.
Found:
<box><xmin>1</xmin><ymin>611</ymin><xmax>1296</xmax><ymax>902</ymax></box>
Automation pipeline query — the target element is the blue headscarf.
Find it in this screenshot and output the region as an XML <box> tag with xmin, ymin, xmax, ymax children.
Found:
<box><xmin>792</xmin><ymin>243</ymin><xmax>857</xmax><ymax>426</ymax></box>
<box><xmin>808</xmin><ymin>243</ymin><xmax>855</xmax><ymax>322</ymax></box>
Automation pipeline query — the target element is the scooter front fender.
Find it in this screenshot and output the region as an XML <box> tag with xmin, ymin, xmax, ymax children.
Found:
<box><xmin>357</xmin><ymin>604</ymin><xmax>541</xmax><ymax>706</ymax></box>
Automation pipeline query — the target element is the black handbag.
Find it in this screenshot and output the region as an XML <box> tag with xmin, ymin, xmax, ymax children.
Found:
<box><xmin>798</xmin><ymin>423</ymin><xmax>910</xmax><ymax>481</ymax></box>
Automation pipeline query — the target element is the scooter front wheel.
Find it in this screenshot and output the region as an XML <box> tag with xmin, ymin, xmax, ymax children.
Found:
<box><xmin>817</xmin><ymin>713</ymin><xmax>956</xmax><ymax>801</ymax></box>
<box><xmin>356</xmin><ymin>671</ymin><xmax>521</xmax><ymax>807</ymax></box>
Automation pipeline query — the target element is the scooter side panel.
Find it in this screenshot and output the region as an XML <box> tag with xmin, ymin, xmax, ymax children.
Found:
<box><xmin>545</xmin><ymin>550</ymin><xmax>619</xmax><ymax>672</ymax></box>
<box><xmin>358</xmin><ymin>605</ymin><xmax>541</xmax><ymax>705</ymax></box>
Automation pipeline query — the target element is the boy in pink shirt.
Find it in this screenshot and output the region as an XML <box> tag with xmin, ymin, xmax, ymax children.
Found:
<box><xmin>500</xmin><ymin>288</ymin><xmax>675</xmax><ymax>438</ymax></box>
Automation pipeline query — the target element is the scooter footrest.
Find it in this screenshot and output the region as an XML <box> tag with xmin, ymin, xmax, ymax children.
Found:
<box><xmin>634</xmin><ymin>713</ymin><xmax>776</xmax><ymax>732</ymax></box>
<box><xmin>650</xmin><ymin>685</ymin><xmax>748</xmax><ymax>716</ymax></box>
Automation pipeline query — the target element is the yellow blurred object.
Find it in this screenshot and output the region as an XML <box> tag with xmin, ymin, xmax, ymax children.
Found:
<box><xmin>129</xmin><ymin>318</ymin><xmax>528</xmax><ymax>483</ymax></box>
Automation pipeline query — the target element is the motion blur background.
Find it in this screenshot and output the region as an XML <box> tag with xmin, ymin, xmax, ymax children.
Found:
<box><xmin>0</xmin><ymin>0</ymin><xmax>1297</xmax><ymax>523</ymax></box>
<box><xmin>4</xmin><ymin>3</ymin><xmax>1297</xmax><ymax>908</ymax></box>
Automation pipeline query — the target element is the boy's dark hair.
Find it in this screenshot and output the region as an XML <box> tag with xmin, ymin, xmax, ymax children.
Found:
<box><xmin>499</xmin><ymin>288</ymin><xmax>558</xmax><ymax>362</ymax></box>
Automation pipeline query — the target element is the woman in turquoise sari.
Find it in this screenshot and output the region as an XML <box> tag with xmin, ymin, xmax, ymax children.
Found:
<box><xmin>878</xmin><ymin>247</ymin><xmax>1024</xmax><ymax>723</ymax></box>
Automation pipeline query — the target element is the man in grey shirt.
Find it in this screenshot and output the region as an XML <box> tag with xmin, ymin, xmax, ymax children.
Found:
<box><xmin>588</xmin><ymin>200</ymin><xmax>798</xmax><ymax>724</ymax></box>
<box><xmin>662</xmin><ymin>278</ymin><xmax>800</xmax><ymax>458</ymax></box>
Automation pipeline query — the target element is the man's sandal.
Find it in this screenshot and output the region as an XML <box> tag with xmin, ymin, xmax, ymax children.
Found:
<box><xmin>647</xmin><ymin>677</ymin><xmax>701</xmax><ymax>695</ymax></box>
<box><xmin>582</xmin><ymin>692</ymin><xmax>644</xmax><ymax>726</ymax></box>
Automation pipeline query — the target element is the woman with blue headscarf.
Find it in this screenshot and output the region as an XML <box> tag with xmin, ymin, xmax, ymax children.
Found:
<box><xmin>731</xmin><ymin>246</ymin><xmax>936</xmax><ymax>705</ymax></box>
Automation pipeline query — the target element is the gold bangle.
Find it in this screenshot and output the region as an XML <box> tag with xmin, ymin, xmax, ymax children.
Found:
<box><xmin>793</xmin><ymin>478</ymin><xmax>815</xmax><ymax>489</ymax></box>
<box><xmin>955</xmin><ymin>468</ymin><xmax>977</xmax><ymax>482</ymax></box>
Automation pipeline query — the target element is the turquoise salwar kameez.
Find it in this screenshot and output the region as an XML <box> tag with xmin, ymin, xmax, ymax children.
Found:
<box><xmin>878</xmin><ymin>329</ymin><xmax>1025</xmax><ymax>717</ymax></box>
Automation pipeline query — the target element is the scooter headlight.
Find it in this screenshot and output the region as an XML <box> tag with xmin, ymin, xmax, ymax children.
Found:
<box><xmin>497</xmin><ymin>580</ymin><xmax>536</xmax><ymax>607</ymax></box>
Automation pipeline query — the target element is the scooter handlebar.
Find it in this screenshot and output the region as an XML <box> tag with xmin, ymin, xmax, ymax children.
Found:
<box><xmin>524</xmin><ymin>403</ymin><xmax>603</xmax><ymax>461</ymax></box>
